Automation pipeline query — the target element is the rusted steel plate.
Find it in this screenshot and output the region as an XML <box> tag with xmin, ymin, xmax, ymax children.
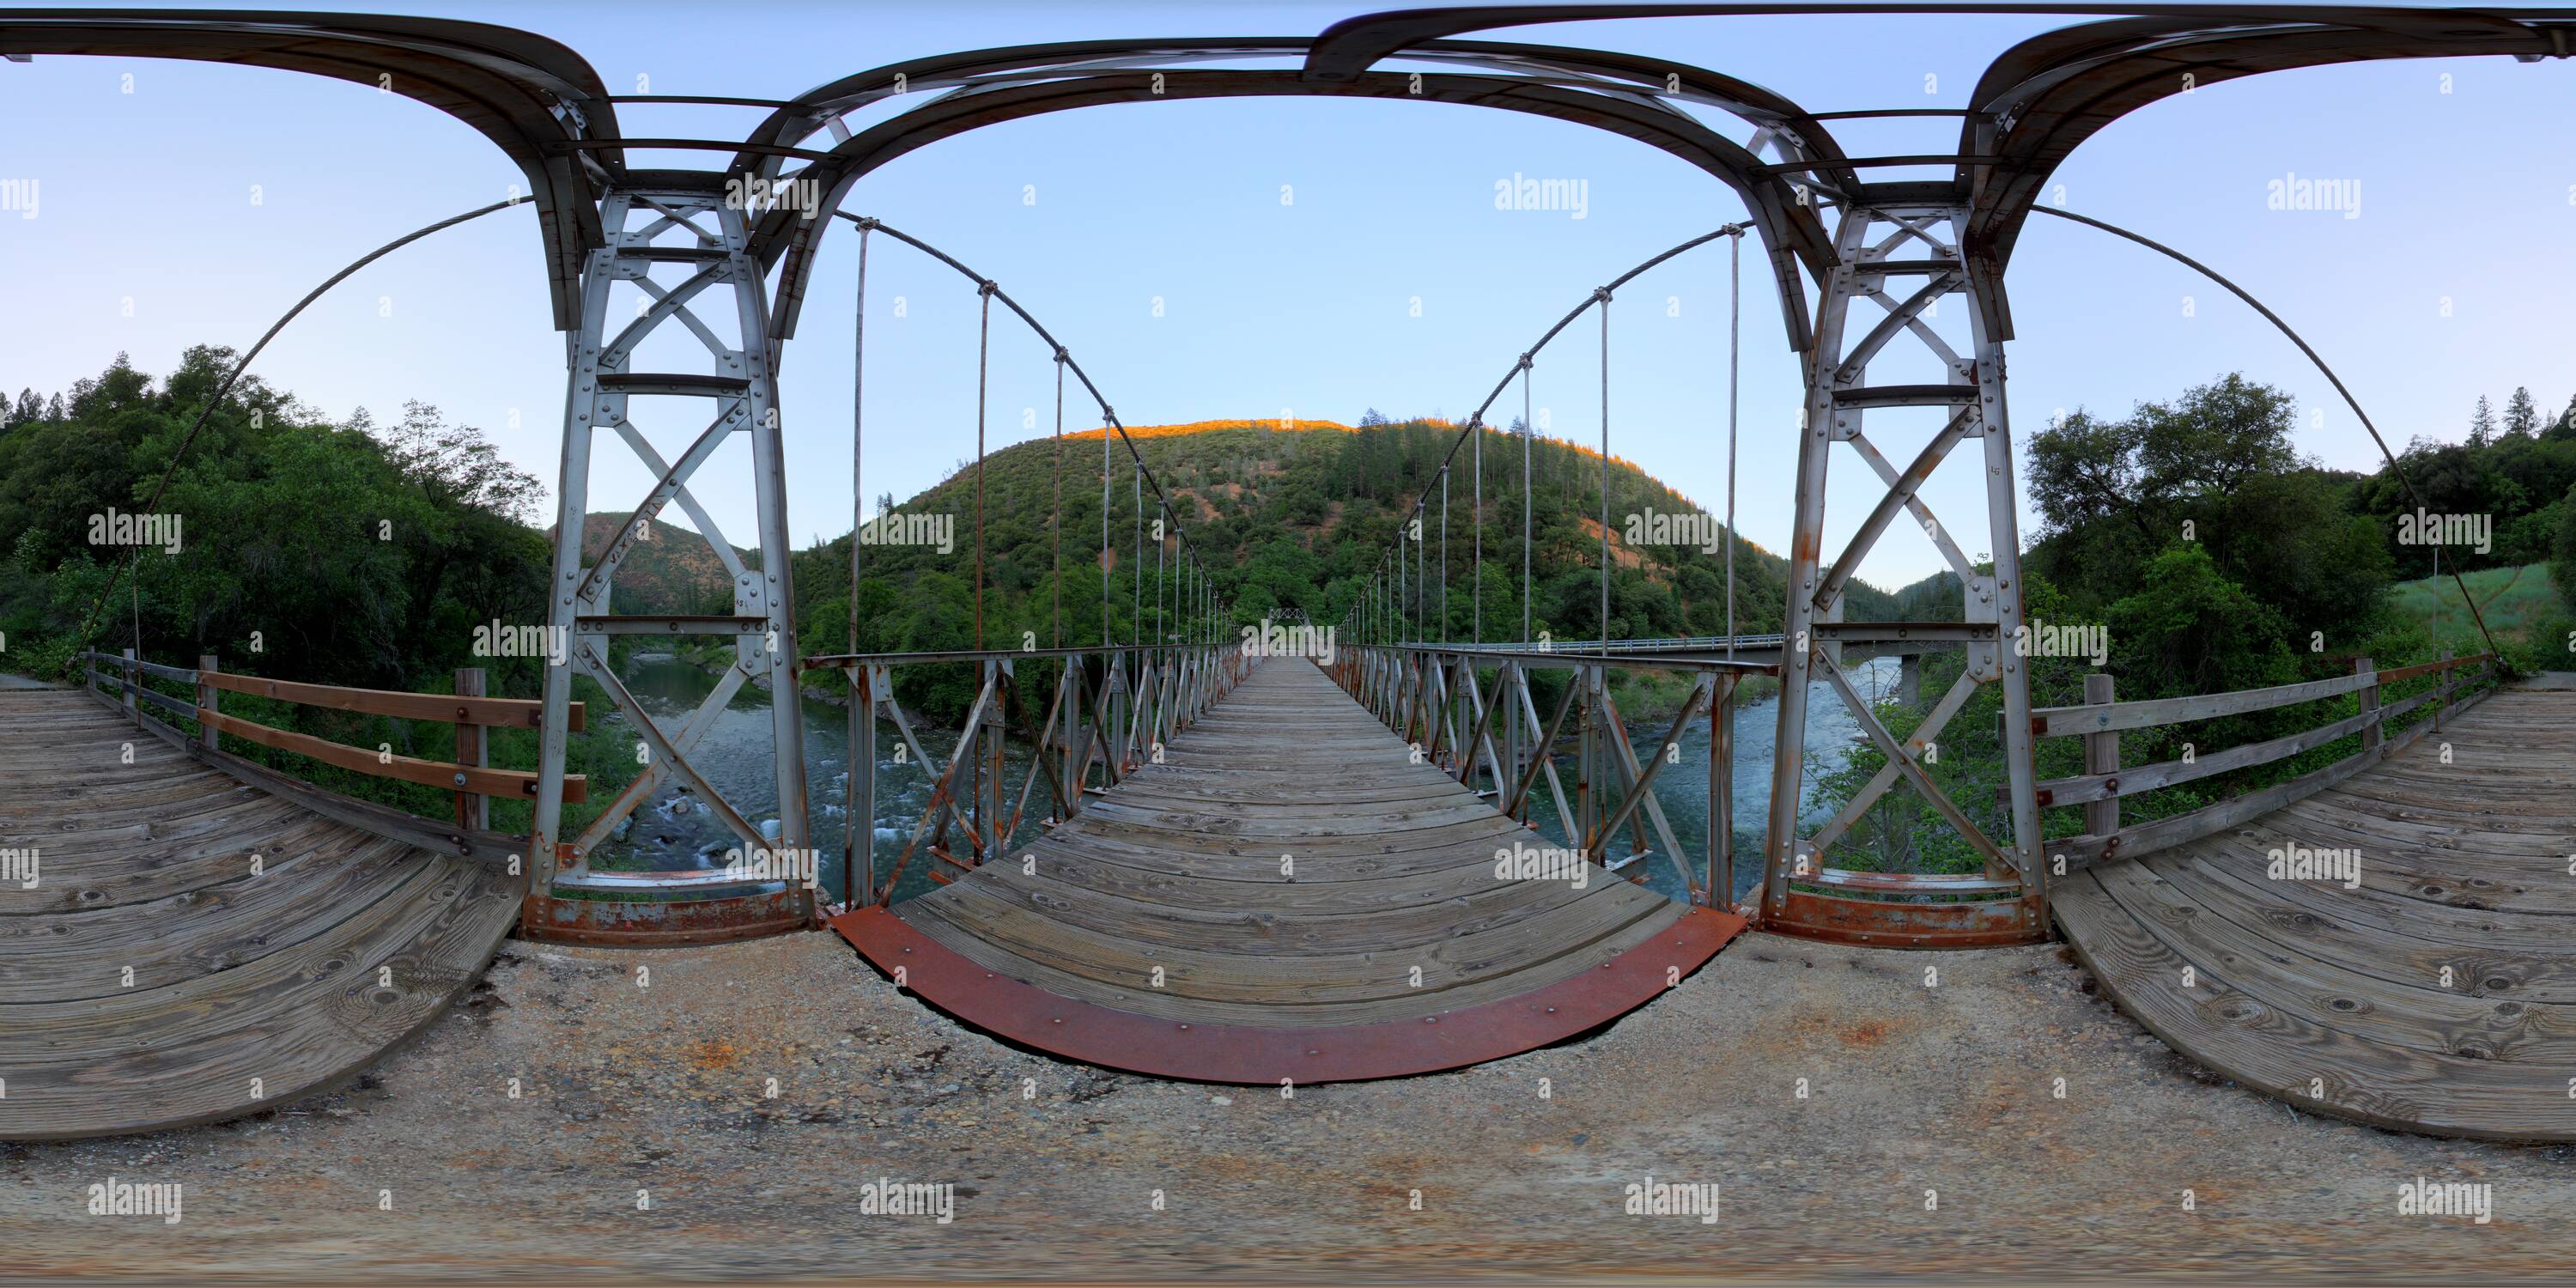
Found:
<box><xmin>829</xmin><ymin>904</ymin><xmax>1746</xmax><ymax>1084</ymax></box>
<box><xmin>524</xmin><ymin>889</ymin><xmax>808</xmax><ymax>946</ymax></box>
<box><xmin>1768</xmin><ymin>888</ymin><xmax>2044</xmax><ymax>949</ymax></box>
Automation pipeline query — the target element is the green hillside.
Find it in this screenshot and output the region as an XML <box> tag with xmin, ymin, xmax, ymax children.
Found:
<box><xmin>780</xmin><ymin>416</ymin><xmax>1904</xmax><ymax>661</ymax></box>
<box><xmin>2385</xmin><ymin>562</ymin><xmax>2573</xmax><ymax>655</ymax></box>
<box><xmin>564</xmin><ymin>511</ymin><xmax>743</xmax><ymax>617</ymax></box>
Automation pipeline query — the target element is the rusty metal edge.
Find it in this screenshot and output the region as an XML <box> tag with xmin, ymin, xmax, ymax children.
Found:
<box><xmin>1765</xmin><ymin>888</ymin><xmax>2048</xmax><ymax>949</ymax></box>
<box><xmin>522</xmin><ymin>888</ymin><xmax>809</xmax><ymax>947</ymax></box>
<box><xmin>829</xmin><ymin>904</ymin><xmax>1747</xmax><ymax>1084</ymax></box>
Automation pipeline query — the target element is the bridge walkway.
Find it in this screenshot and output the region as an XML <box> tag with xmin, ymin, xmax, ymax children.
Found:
<box><xmin>830</xmin><ymin>659</ymin><xmax>1746</xmax><ymax>1083</ymax></box>
<box><xmin>0</xmin><ymin>688</ymin><xmax>521</xmax><ymax>1140</ymax></box>
<box><xmin>2053</xmin><ymin>685</ymin><xmax>2576</xmax><ymax>1141</ymax></box>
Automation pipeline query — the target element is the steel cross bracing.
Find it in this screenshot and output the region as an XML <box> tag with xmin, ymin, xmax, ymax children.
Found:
<box><xmin>12</xmin><ymin>3</ymin><xmax>2570</xmax><ymax>950</ymax></box>
<box><xmin>527</xmin><ymin>188</ymin><xmax>814</xmax><ymax>932</ymax></box>
<box><xmin>1760</xmin><ymin>201</ymin><xmax>2044</xmax><ymax>937</ymax></box>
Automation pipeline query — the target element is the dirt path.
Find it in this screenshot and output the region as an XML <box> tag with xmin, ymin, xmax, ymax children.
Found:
<box><xmin>4</xmin><ymin>927</ymin><xmax>2568</xmax><ymax>1283</ymax></box>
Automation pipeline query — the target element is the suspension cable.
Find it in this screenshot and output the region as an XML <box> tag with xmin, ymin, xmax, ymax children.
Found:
<box><xmin>1053</xmin><ymin>349</ymin><xmax>1065</xmax><ymax>649</ymax></box>
<box><xmin>2030</xmin><ymin>205</ymin><xmax>2502</xmax><ymax>660</ymax></box>
<box><xmin>1132</xmin><ymin>460</ymin><xmax>1142</xmax><ymax>648</ymax></box>
<box><xmin>1103</xmin><ymin>400</ymin><xmax>1112</xmax><ymax>647</ymax></box>
<box><xmin>66</xmin><ymin>195</ymin><xmax>533</xmax><ymax>660</ymax></box>
<box><xmin>1597</xmin><ymin>287</ymin><xmax>1611</xmax><ymax>658</ymax></box>
<box><xmin>1726</xmin><ymin>231</ymin><xmax>1740</xmax><ymax>659</ymax></box>
<box><xmin>828</xmin><ymin>211</ymin><xmax>1229</xmax><ymax>635</ymax></box>
<box><xmin>1335</xmin><ymin>222</ymin><xmax>1751</xmax><ymax>646</ymax></box>
<box><xmin>974</xmin><ymin>282</ymin><xmax>993</xmax><ymax>650</ymax></box>
<box><xmin>847</xmin><ymin>217</ymin><xmax>872</xmax><ymax>903</ymax></box>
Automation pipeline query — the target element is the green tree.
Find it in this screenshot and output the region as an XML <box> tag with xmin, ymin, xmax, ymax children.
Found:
<box><xmin>2105</xmin><ymin>544</ymin><xmax>2297</xmax><ymax>700</ymax></box>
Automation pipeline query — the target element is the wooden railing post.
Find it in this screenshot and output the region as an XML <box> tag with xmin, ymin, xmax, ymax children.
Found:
<box><xmin>2356</xmin><ymin>656</ymin><xmax>2380</xmax><ymax>756</ymax></box>
<box><xmin>453</xmin><ymin>667</ymin><xmax>488</xmax><ymax>831</ymax></box>
<box><xmin>197</xmin><ymin>654</ymin><xmax>219</xmax><ymax>750</ymax></box>
<box><xmin>121</xmin><ymin>647</ymin><xmax>137</xmax><ymax>726</ymax></box>
<box><xmin>2082</xmin><ymin>672</ymin><xmax>2119</xmax><ymax>847</ymax></box>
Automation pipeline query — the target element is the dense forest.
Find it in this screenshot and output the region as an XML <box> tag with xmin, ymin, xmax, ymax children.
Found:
<box><xmin>3</xmin><ymin>350</ymin><xmax>2568</xmax><ymax>864</ymax></box>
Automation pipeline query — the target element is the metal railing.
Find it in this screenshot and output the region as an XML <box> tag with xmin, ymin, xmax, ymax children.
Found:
<box><xmin>1329</xmin><ymin>643</ymin><xmax>1776</xmax><ymax>911</ymax></box>
<box><xmin>799</xmin><ymin>641</ymin><xmax>1251</xmax><ymax>908</ymax></box>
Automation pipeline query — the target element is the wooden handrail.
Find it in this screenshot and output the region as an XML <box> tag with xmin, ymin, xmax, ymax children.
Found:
<box><xmin>2029</xmin><ymin>652</ymin><xmax>2494</xmax><ymax>738</ymax></box>
<box><xmin>2032</xmin><ymin>651</ymin><xmax>2498</xmax><ymax>867</ymax></box>
<box><xmin>197</xmin><ymin>708</ymin><xmax>586</xmax><ymax>802</ymax></box>
<box><xmin>80</xmin><ymin>648</ymin><xmax>587</xmax><ymax>829</ymax></box>
<box><xmin>82</xmin><ymin>649</ymin><xmax>580</xmax><ymax>731</ymax></box>
<box><xmin>198</xmin><ymin>668</ymin><xmax>584</xmax><ymax>731</ymax></box>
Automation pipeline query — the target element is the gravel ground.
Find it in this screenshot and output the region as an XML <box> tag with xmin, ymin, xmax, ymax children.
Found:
<box><xmin>4</xmin><ymin>927</ymin><xmax>2570</xmax><ymax>1285</ymax></box>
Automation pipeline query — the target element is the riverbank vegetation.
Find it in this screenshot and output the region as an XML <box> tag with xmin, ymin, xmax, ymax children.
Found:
<box><xmin>4</xmin><ymin>353</ymin><xmax>2566</xmax><ymax>859</ymax></box>
<box><xmin>1812</xmin><ymin>375</ymin><xmax>2576</xmax><ymax>877</ymax></box>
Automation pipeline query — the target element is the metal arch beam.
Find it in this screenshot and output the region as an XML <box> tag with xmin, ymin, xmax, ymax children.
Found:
<box><xmin>750</xmin><ymin>67</ymin><xmax>1828</xmax><ymax>353</ymax></box>
<box><xmin>1957</xmin><ymin>6</ymin><xmax>2576</xmax><ymax>334</ymax></box>
<box><xmin>0</xmin><ymin>9</ymin><xmax>622</xmax><ymax>328</ymax></box>
<box><xmin>732</xmin><ymin>33</ymin><xmax>1847</xmax><ymax>197</ymax></box>
<box><xmin>1303</xmin><ymin>3</ymin><xmax>2571</xmax><ymax>81</ymax></box>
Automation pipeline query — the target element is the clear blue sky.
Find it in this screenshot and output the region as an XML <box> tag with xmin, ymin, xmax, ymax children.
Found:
<box><xmin>3</xmin><ymin>2</ymin><xmax>2569</xmax><ymax>591</ymax></box>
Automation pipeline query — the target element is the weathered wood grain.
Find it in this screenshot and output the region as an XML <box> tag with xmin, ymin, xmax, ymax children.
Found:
<box><xmin>2055</xmin><ymin>686</ymin><xmax>2576</xmax><ymax>1140</ymax></box>
<box><xmin>889</xmin><ymin>659</ymin><xmax>1706</xmax><ymax>1030</ymax></box>
<box><xmin>0</xmin><ymin>690</ymin><xmax>522</xmax><ymax>1141</ymax></box>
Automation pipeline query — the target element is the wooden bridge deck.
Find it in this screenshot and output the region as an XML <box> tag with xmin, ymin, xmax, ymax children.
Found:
<box><xmin>0</xmin><ymin>689</ymin><xmax>521</xmax><ymax>1141</ymax></box>
<box><xmin>831</xmin><ymin>659</ymin><xmax>1746</xmax><ymax>1083</ymax></box>
<box><xmin>2054</xmin><ymin>685</ymin><xmax>2576</xmax><ymax>1141</ymax></box>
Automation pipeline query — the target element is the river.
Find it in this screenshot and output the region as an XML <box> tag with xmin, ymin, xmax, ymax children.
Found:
<box><xmin>592</xmin><ymin>655</ymin><xmax>1900</xmax><ymax>907</ymax></box>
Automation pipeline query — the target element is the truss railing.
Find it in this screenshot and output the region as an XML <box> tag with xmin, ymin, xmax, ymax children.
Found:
<box><xmin>1328</xmin><ymin>643</ymin><xmax>1776</xmax><ymax>911</ymax></box>
<box><xmin>801</xmin><ymin>641</ymin><xmax>1251</xmax><ymax>908</ymax></box>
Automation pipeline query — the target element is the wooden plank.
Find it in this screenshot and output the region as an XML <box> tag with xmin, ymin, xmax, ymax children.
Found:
<box><xmin>2057</xmin><ymin>868</ymin><xmax>2576</xmax><ymax>1141</ymax></box>
<box><xmin>200</xmin><ymin>668</ymin><xmax>584</xmax><ymax>731</ymax></box>
<box><xmin>0</xmin><ymin>692</ymin><xmax>523</xmax><ymax>1141</ymax></box>
<box><xmin>2044</xmin><ymin>682</ymin><xmax>2488</xmax><ymax>866</ymax></box>
<box><xmin>2032</xmin><ymin>671</ymin><xmax>2370</xmax><ymax>738</ymax></box>
<box><xmin>199</xmin><ymin>708</ymin><xmax>586</xmax><ymax>803</ymax></box>
<box><xmin>2053</xmin><ymin>686</ymin><xmax>2576</xmax><ymax>1141</ymax></box>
